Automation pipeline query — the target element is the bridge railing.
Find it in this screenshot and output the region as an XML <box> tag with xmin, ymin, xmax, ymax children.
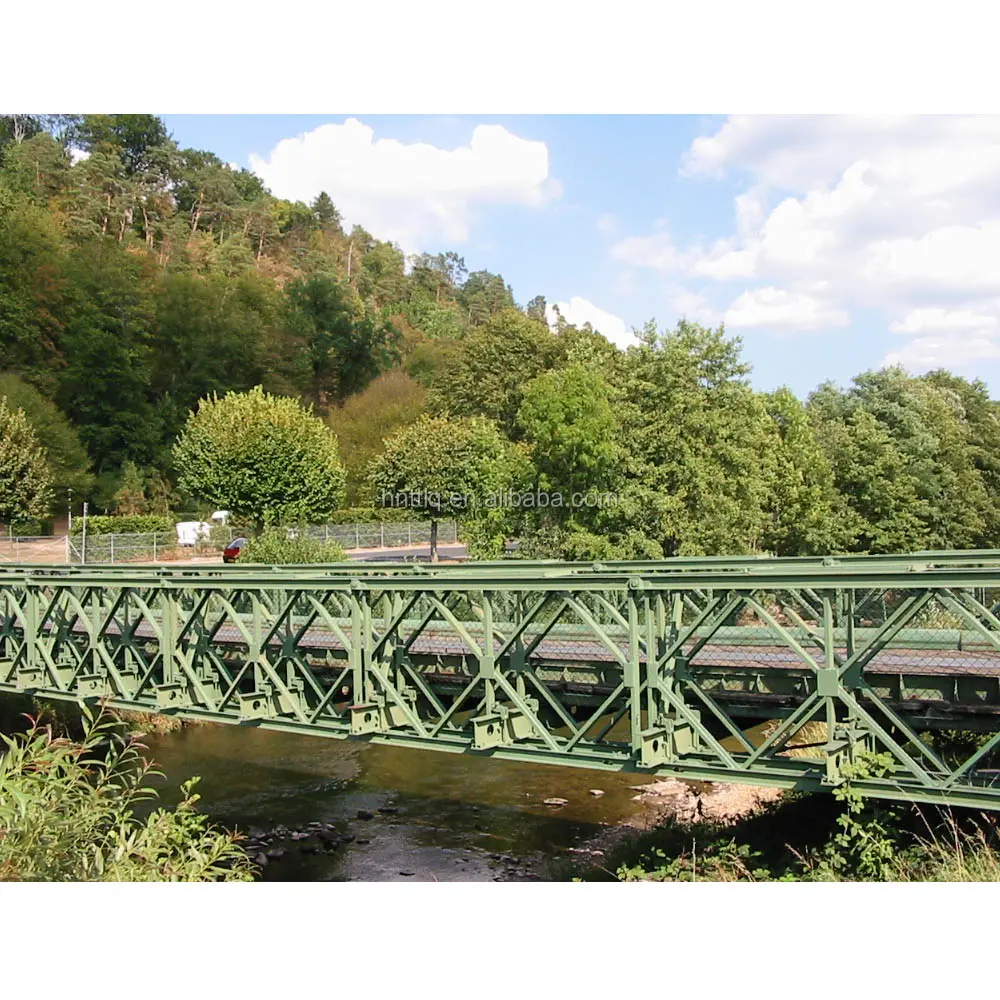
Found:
<box><xmin>4</xmin><ymin>557</ymin><xmax>1000</xmax><ymax>810</ymax></box>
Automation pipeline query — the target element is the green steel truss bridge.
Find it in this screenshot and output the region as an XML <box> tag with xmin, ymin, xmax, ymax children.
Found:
<box><xmin>7</xmin><ymin>551</ymin><xmax>1000</xmax><ymax>809</ymax></box>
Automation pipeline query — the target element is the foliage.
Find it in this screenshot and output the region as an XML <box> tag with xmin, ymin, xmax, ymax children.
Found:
<box><xmin>0</xmin><ymin>395</ymin><xmax>53</xmax><ymax>525</ymax></box>
<box><xmin>326</xmin><ymin>371</ymin><xmax>426</xmax><ymax>503</ymax></box>
<box><xmin>367</xmin><ymin>414</ymin><xmax>529</xmax><ymax>558</ymax></box>
<box><xmin>0</xmin><ymin>374</ymin><xmax>94</xmax><ymax>507</ymax></box>
<box><xmin>611</xmin><ymin>320</ymin><xmax>774</xmax><ymax>556</ymax></box>
<box><xmin>323</xmin><ymin>506</ymin><xmax>428</xmax><ymax>524</ymax></box>
<box><xmin>760</xmin><ymin>387</ymin><xmax>854</xmax><ymax>555</ymax></box>
<box><xmin>112</xmin><ymin>461</ymin><xmax>149</xmax><ymax>514</ymax></box>
<box><xmin>284</xmin><ymin>273</ymin><xmax>400</xmax><ymax>407</ymax></box>
<box><xmin>821</xmin><ymin>751</ymin><xmax>899</xmax><ymax>880</ymax></box>
<box><xmin>173</xmin><ymin>386</ymin><xmax>347</xmax><ymax>527</ymax></box>
<box><xmin>70</xmin><ymin>513</ymin><xmax>174</xmax><ymax>535</ymax></box>
<box><xmin>429</xmin><ymin>309</ymin><xmax>564</xmax><ymax>439</ymax></box>
<box><xmin>0</xmin><ymin>713</ymin><xmax>255</xmax><ymax>881</ymax></box>
<box><xmin>518</xmin><ymin>363</ymin><xmax>618</xmax><ymax>496</ymax></box>
<box><xmin>240</xmin><ymin>527</ymin><xmax>346</xmax><ymax>564</ymax></box>
<box><xmin>7</xmin><ymin>114</ymin><xmax>1000</xmax><ymax>564</ymax></box>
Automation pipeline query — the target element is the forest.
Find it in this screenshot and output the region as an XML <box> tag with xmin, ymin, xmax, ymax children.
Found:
<box><xmin>2</xmin><ymin>113</ymin><xmax>1000</xmax><ymax>560</ymax></box>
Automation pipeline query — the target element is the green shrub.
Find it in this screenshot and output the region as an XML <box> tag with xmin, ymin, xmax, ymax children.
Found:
<box><xmin>70</xmin><ymin>514</ymin><xmax>174</xmax><ymax>536</ymax></box>
<box><xmin>0</xmin><ymin>713</ymin><xmax>255</xmax><ymax>882</ymax></box>
<box><xmin>240</xmin><ymin>528</ymin><xmax>347</xmax><ymax>564</ymax></box>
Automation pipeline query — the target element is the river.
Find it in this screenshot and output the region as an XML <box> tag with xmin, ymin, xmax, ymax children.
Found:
<box><xmin>140</xmin><ymin>723</ymin><xmax>659</xmax><ymax>881</ymax></box>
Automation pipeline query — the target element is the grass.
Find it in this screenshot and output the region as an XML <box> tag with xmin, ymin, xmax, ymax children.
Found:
<box><xmin>566</xmin><ymin>790</ymin><xmax>1000</xmax><ymax>882</ymax></box>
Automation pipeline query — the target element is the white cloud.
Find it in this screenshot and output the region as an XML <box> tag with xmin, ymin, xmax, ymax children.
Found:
<box><xmin>864</xmin><ymin>223</ymin><xmax>1000</xmax><ymax>294</ymax></box>
<box><xmin>597</xmin><ymin>213</ymin><xmax>619</xmax><ymax>235</ymax></box>
<box><xmin>890</xmin><ymin>307</ymin><xmax>1000</xmax><ymax>336</ymax></box>
<box><xmin>611</xmin><ymin>231</ymin><xmax>683</xmax><ymax>271</ymax></box>
<box><xmin>724</xmin><ymin>287</ymin><xmax>849</xmax><ymax>331</ymax></box>
<box><xmin>546</xmin><ymin>297</ymin><xmax>636</xmax><ymax>348</ymax></box>
<box><xmin>668</xmin><ymin>287</ymin><xmax>721</xmax><ymax>327</ymax></box>
<box><xmin>883</xmin><ymin>336</ymin><xmax>1000</xmax><ymax>372</ymax></box>
<box><xmin>616</xmin><ymin>115</ymin><xmax>1000</xmax><ymax>355</ymax></box>
<box><xmin>249</xmin><ymin>118</ymin><xmax>555</xmax><ymax>251</ymax></box>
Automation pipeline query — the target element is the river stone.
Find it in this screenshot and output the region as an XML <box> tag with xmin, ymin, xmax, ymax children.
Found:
<box><xmin>589</xmin><ymin>789</ymin><xmax>605</xmax><ymax>797</ymax></box>
<box><xmin>378</xmin><ymin>806</ymin><xmax>399</xmax><ymax>814</ymax></box>
<box><xmin>266</xmin><ymin>848</ymin><xmax>286</xmax><ymax>860</ymax></box>
<box><xmin>253</xmin><ymin>853</ymin><xmax>267</xmax><ymax>867</ymax></box>
<box><xmin>543</xmin><ymin>797</ymin><xmax>568</xmax><ymax>806</ymax></box>
<box><xmin>399</xmin><ymin>870</ymin><xmax>415</xmax><ymax>876</ymax></box>
<box><xmin>356</xmin><ymin>809</ymin><xmax>374</xmax><ymax>820</ymax></box>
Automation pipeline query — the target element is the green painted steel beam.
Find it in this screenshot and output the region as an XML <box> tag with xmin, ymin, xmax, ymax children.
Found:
<box><xmin>4</xmin><ymin>553</ymin><xmax>1000</xmax><ymax>811</ymax></box>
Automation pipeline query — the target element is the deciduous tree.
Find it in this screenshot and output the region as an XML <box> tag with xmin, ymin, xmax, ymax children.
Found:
<box><xmin>173</xmin><ymin>386</ymin><xmax>346</xmax><ymax>527</ymax></box>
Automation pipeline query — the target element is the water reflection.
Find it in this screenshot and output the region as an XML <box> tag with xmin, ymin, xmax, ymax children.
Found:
<box><xmin>141</xmin><ymin>724</ymin><xmax>657</xmax><ymax>881</ymax></box>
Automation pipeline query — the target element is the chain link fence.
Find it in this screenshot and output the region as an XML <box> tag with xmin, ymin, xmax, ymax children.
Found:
<box><xmin>0</xmin><ymin>520</ymin><xmax>458</xmax><ymax>565</ymax></box>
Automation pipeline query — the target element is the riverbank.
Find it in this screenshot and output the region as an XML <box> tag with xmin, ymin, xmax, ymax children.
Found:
<box><xmin>562</xmin><ymin>777</ymin><xmax>1000</xmax><ymax>881</ymax></box>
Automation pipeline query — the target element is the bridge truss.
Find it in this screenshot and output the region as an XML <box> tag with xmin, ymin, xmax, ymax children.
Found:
<box><xmin>5</xmin><ymin>552</ymin><xmax>1000</xmax><ymax>808</ymax></box>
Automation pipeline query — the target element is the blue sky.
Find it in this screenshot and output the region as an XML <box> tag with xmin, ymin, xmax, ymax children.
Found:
<box><xmin>162</xmin><ymin>115</ymin><xmax>1000</xmax><ymax>398</ymax></box>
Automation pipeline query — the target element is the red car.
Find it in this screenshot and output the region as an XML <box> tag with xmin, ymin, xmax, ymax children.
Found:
<box><xmin>223</xmin><ymin>537</ymin><xmax>248</xmax><ymax>563</ymax></box>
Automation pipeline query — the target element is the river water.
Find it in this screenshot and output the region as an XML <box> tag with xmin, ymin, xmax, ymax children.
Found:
<box><xmin>141</xmin><ymin>724</ymin><xmax>658</xmax><ymax>881</ymax></box>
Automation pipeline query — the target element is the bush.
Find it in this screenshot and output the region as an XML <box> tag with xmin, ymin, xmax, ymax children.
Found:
<box><xmin>0</xmin><ymin>713</ymin><xmax>255</xmax><ymax>882</ymax></box>
<box><xmin>241</xmin><ymin>528</ymin><xmax>347</xmax><ymax>564</ymax></box>
<box><xmin>70</xmin><ymin>514</ymin><xmax>174</xmax><ymax>536</ymax></box>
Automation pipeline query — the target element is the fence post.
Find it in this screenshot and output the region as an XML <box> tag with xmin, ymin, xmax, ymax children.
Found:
<box><xmin>380</xmin><ymin>523</ymin><xmax>385</xmax><ymax>547</ymax></box>
<box><xmin>355</xmin><ymin>524</ymin><xmax>360</xmax><ymax>548</ymax></box>
<box><xmin>65</xmin><ymin>534</ymin><xmax>70</xmax><ymax>563</ymax></box>
<box><xmin>153</xmin><ymin>533</ymin><xmax>158</xmax><ymax>561</ymax></box>
<box><xmin>110</xmin><ymin>533</ymin><xmax>115</xmax><ymax>564</ymax></box>
<box><xmin>408</xmin><ymin>524</ymin><xmax>412</xmax><ymax>545</ymax></box>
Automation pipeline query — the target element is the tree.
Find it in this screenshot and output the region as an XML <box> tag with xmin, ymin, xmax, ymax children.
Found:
<box><xmin>0</xmin><ymin>396</ymin><xmax>53</xmax><ymax>525</ymax></box>
<box><xmin>73</xmin><ymin>114</ymin><xmax>171</xmax><ymax>176</ymax></box>
<box><xmin>327</xmin><ymin>371</ymin><xmax>427</xmax><ymax>503</ymax></box>
<box><xmin>430</xmin><ymin>308</ymin><xmax>563</xmax><ymax>439</ymax></box>
<box><xmin>55</xmin><ymin>241</ymin><xmax>160</xmax><ymax>477</ymax></box>
<box><xmin>808</xmin><ymin>369</ymin><xmax>991</xmax><ymax>552</ymax></box>
<box><xmin>525</xmin><ymin>295</ymin><xmax>548</xmax><ymax>325</ymax></box>
<box><xmin>367</xmin><ymin>414</ymin><xmax>526</xmax><ymax>560</ymax></box>
<box><xmin>173</xmin><ymin>386</ymin><xmax>346</xmax><ymax>527</ymax></box>
<box><xmin>113</xmin><ymin>461</ymin><xmax>149</xmax><ymax>515</ymax></box>
<box><xmin>518</xmin><ymin>363</ymin><xmax>617</xmax><ymax>497</ymax></box>
<box><xmin>921</xmin><ymin>369</ymin><xmax>1000</xmax><ymax>545</ymax></box>
<box><xmin>284</xmin><ymin>274</ymin><xmax>400</xmax><ymax>407</ymax></box>
<box><xmin>310</xmin><ymin>191</ymin><xmax>342</xmax><ymax>231</ymax></box>
<box><xmin>0</xmin><ymin>374</ymin><xmax>95</xmax><ymax>506</ymax></box>
<box><xmin>760</xmin><ymin>387</ymin><xmax>853</xmax><ymax>555</ymax></box>
<box><xmin>0</xmin><ymin>197</ymin><xmax>69</xmax><ymax>376</ymax></box>
<box><xmin>611</xmin><ymin>320</ymin><xmax>775</xmax><ymax>556</ymax></box>
<box><xmin>458</xmin><ymin>270</ymin><xmax>515</xmax><ymax>326</ymax></box>
<box><xmin>810</xmin><ymin>403</ymin><xmax>927</xmax><ymax>553</ymax></box>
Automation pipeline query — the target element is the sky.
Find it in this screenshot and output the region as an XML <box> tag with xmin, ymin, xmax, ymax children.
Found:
<box><xmin>162</xmin><ymin>114</ymin><xmax>1000</xmax><ymax>397</ymax></box>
